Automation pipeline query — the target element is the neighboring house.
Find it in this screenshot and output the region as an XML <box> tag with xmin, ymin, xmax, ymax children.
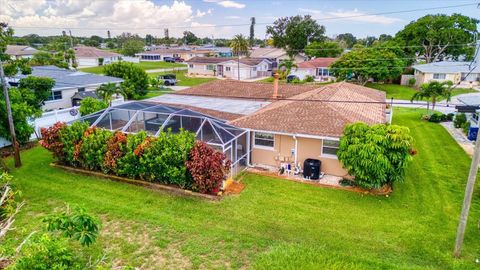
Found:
<box><xmin>9</xmin><ymin>66</ymin><xmax>123</xmax><ymax>110</ymax></box>
<box><xmin>250</xmin><ymin>47</ymin><xmax>307</xmax><ymax>70</ymax></box>
<box><xmin>74</xmin><ymin>46</ymin><xmax>121</xmax><ymax>67</ymax></box>
<box><xmin>293</xmin><ymin>57</ymin><xmax>338</xmax><ymax>82</ymax></box>
<box><xmin>186</xmin><ymin>57</ymin><xmax>271</xmax><ymax>80</ymax></box>
<box><xmin>135</xmin><ymin>48</ymin><xmax>212</xmax><ymax>61</ymax></box>
<box><xmin>150</xmin><ymin>80</ymin><xmax>387</xmax><ymax>177</ymax></box>
<box><xmin>5</xmin><ymin>45</ymin><xmax>38</xmax><ymax>59</ymax></box>
<box><xmin>71</xmin><ymin>91</ymin><xmax>100</xmax><ymax>107</ymax></box>
<box><xmin>412</xmin><ymin>62</ymin><xmax>480</xmax><ymax>87</ymax></box>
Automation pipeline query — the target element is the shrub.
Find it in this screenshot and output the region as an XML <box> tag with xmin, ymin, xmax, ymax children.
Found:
<box><xmin>303</xmin><ymin>75</ymin><xmax>315</xmax><ymax>83</ymax></box>
<box><xmin>39</xmin><ymin>122</ymin><xmax>67</xmax><ymax>161</ymax></box>
<box><xmin>79</xmin><ymin>97</ymin><xmax>108</xmax><ymax>116</ymax></box>
<box><xmin>103</xmin><ymin>131</ymin><xmax>128</xmax><ymax>173</ymax></box>
<box><xmin>59</xmin><ymin>122</ymin><xmax>89</xmax><ymax>165</ymax></box>
<box><xmin>116</xmin><ymin>131</ymin><xmax>149</xmax><ymax>178</ymax></box>
<box><xmin>185</xmin><ymin>141</ymin><xmax>231</xmax><ymax>194</ymax></box>
<box><xmin>408</xmin><ymin>77</ymin><xmax>416</xmax><ymax>87</ymax></box>
<box><xmin>103</xmin><ymin>62</ymin><xmax>149</xmax><ymax>98</ymax></box>
<box><xmin>462</xmin><ymin>121</ymin><xmax>471</xmax><ymax>135</ymax></box>
<box><xmin>76</xmin><ymin>127</ymin><xmax>113</xmax><ymax>171</ymax></box>
<box><xmin>291</xmin><ymin>78</ymin><xmax>302</xmax><ymax>84</ymax></box>
<box><xmin>337</xmin><ymin>122</ymin><xmax>414</xmax><ymax>189</ymax></box>
<box><xmin>454</xmin><ymin>113</ymin><xmax>467</xmax><ymax>128</ymax></box>
<box><xmin>446</xmin><ymin>113</ymin><xmax>454</xmax><ymax>121</ymax></box>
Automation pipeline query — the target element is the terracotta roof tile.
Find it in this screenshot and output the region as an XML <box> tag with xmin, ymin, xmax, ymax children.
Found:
<box><xmin>186</xmin><ymin>57</ymin><xmax>268</xmax><ymax>66</ymax></box>
<box><xmin>297</xmin><ymin>58</ymin><xmax>338</xmax><ymax>69</ymax></box>
<box><xmin>74</xmin><ymin>46</ymin><xmax>121</xmax><ymax>58</ymax></box>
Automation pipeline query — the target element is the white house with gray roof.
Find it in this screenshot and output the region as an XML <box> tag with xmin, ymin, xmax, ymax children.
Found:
<box><xmin>9</xmin><ymin>66</ymin><xmax>123</xmax><ymax>111</ymax></box>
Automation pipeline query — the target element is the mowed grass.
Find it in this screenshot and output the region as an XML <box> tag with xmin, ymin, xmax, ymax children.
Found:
<box><xmin>149</xmin><ymin>70</ymin><xmax>217</xmax><ymax>87</ymax></box>
<box><xmin>3</xmin><ymin>108</ymin><xmax>480</xmax><ymax>269</ymax></box>
<box><xmin>80</xmin><ymin>61</ymin><xmax>186</xmax><ymax>74</ymax></box>
<box><xmin>366</xmin><ymin>83</ymin><xmax>477</xmax><ymax>100</ymax></box>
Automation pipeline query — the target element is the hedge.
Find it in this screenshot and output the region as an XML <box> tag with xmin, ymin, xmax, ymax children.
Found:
<box><xmin>40</xmin><ymin>122</ymin><xmax>230</xmax><ymax>194</ymax></box>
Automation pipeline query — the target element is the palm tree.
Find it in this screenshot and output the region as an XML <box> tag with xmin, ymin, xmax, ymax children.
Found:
<box><xmin>96</xmin><ymin>83</ymin><xmax>126</xmax><ymax>106</ymax></box>
<box><xmin>410</xmin><ymin>81</ymin><xmax>453</xmax><ymax>112</ymax></box>
<box><xmin>278</xmin><ymin>58</ymin><xmax>298</xmax><ymax>79</ymax></box>
<box><xmin>229</xmin><ymin>34</ymin><xmax>250</xmax><ymax>56</ymax></box>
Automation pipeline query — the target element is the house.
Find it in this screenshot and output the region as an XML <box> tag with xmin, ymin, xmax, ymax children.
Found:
<box><xmin>250</xmin><ymin>47</ymin><xmax>307</xmax><ymax>70</ymax></box>
<box><xmin>5</xmin><ymin>45</ymin><xmax>38</xmax><ymax>59</ymax></box>
<box><xmin>186</xmin><ymin>57</ymin><xmax>271</xmax><ymax>80</ymax></box>
<box><xmin>135</xmin><ymin>48</ymin><xmax>212</xmax><ymax>61</ymax></box>
<box><xmin>74</xmin><ymin>46</ymin><xmax>121</xmax><ymax>67</ymax></box>
<box><xmin>149</xmin><ymin>79</ymin><xmax>387</xmax><ymax>177</ymax></box>
<box><xmin>293</xmin><ymin>57</ymin><xmax>338</xmax><ymax>82</ymax></box>
<box><xmin>10</xmin><ymin>66</ymin><xmax>123</xmax><ymax>110</ymax></box>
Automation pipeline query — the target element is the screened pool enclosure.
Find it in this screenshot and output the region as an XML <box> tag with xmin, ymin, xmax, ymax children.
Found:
<box><xmin>73</xmin><ymin>101</ymin><xmax>249</xmax><ymax>176</ymax></box>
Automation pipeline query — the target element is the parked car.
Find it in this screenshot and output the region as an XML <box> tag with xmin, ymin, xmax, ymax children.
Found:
<box><xmin>174</xmin><ymin>57</ymin><xmax>184</xmax><ymax>62</ymax></box>
<box><xmin>158</xmin><ymin>74</ymin><xmax>177</xmax><ymax>86</ymax></box>
<box><xmin>286</xmin><ymin>75</ymin><xmax>300</xmax><ymax>83</ymax></box>
<box><xmin>164</xmin><ymin>57</ymin><xmax>175</xmax><ymax>63</ymax></box>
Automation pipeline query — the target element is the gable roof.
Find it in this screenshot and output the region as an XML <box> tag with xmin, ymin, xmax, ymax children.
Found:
<box><xmin>15</xmin><ymin>66</ymin><xmax>123</xmax><ymax>91</ymax></box>
<box><xmin>6</xmin><ymin>45</ymin><xmax>38</xmax><ymax>56</ymax></box>
<box><xmin>175</xmin><ymin>79</ymin><xmax>318</xmax><ymax>99</ymax></box>
<box><xmin>412</xmin><ymin>61</ymin><xmax>480</xmax><ymax>74</ymax></box>
<box><xmin>186</xmin><ymin>57</ymin><xmax>269</xmax><ymax>66</ymax></box>
<box><xmin>298</xmin><ymin>58</ymin><xmax>338</xmax><ymax>69</ymax></box>
<box><xmin>250</xmin><ymin>48</ymin><xmax>288</xmax><ymax>58</ymax></box>
<box><xmin>71</xmin><ymin>91</ymin><xmax>98</xmax><ymax>100</ymax></box>
<box><xmin>74</xmin><ymin>46</ymin><xmax>121</xmax><ymax>58</ymax></box>
<box><xmin>229</xmin><ymin>82</ymin><xmax>386</xmax><ymax>138</ymax></box>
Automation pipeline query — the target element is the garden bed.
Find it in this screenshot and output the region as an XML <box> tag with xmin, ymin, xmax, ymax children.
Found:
<box><xmin>50</xmin><ymin>163</ymin><xmax>222</xmax><ymax>201</ymax></box>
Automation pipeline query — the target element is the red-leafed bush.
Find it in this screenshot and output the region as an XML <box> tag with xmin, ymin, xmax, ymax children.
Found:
<box><xmin>39</xmin><ymin>122</ymin><xmax>67</xmax><ymax>160</ymax></box>
<box><xmin>103</xmin><ymin>131</ymin><xmax>128</xmax><ymax>172</ymax></box>
<box><xmin>185</xmin><ymin>141</ymin><xmax>231</xmax><ymax>194</ymax></box>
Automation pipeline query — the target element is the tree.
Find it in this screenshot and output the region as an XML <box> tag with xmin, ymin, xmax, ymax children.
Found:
<box><xmin>230</xmin><ymin>34</ymin><xmax>250</xmax><ymax>56</ymax></box>
<box><xmin>183</xmin><ymin>31</ymin><xmax>198</xmax><ymax>45</ymax></box>
<box><xmin>378</xmin><ymin>34</ymin><xmax>392</xmax><ymax>42</ymax></box>
<box><xmin>121</xmin><ymin>39</ymin><xmax>144</xmax><ymax>56</ymax></box>
<box><xmin>336</xmin><ymin>33</ymin><xmax>357</xmax><ymax>49</ymax></box>
<box><xmin>266</xmin><ymin>15</ymin><xmax>325</xmax><ymax>56</ymax></box>
<box><xmin>357</xmin><ymin>36</ymin><xmax>377</xmax><ymax>47</ymax></box>
<box><xmin>278</xmin><ymin>58</ymin><xmax>297</xmax><ymax>78</ymax></box>
<box><xmin>395</xmin><ymin>14</ymin><xmax>479</xmax><ymax>63</ymax></box>
<box><xmin>95</xmin><ymin>82</ymin><xmax>125</xmax><ymax>106</ymax></box>
<box><xmin>305</xmin><ymin>41</ymin><xmax>343</xmax><ymax>58</ymax></box>
<box><xmin>337</xmin><ymin>122</ymin><xmax>414</xmax><ymax>189</ymax></box>
<box><xmin>18</xmin><ymin>76</ymin><xmax>56</xmax><ymax>109</ymax></box>
<box><xmin>0</xmin><ymin>172</ymin><xmax>24</xmax><ymax>240</ymax></box>
<box><xmin>79</xmin><ymin>97</ymin><xmax>108</xmax><ymax>116</ymax></box>
<box><xmin>411</xmin><ymin>81</ymin><xmax>453</xmax><ymax>112</ymax></box>
<box><xmin>103</xmin><ymin>62</ymin><xmax>149</xmax><ymax>98</ymax></box>
<box><xmin>249</xmin><ymin>17</ymin><xmax>256</xmax><ymax>47</ymax></box>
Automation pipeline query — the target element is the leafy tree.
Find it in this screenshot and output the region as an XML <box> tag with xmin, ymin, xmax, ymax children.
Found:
<box><xmin>30</xmin><ymin>51</ymin><xmax>68</xmax><ymax>68</ymax></box>
<box><xmin>378</xmin><ymin>34</ymin><xmax>393</xmax><ymax>42</ymax></box>
<box><xmin>82</xmin><ymin>39</ymin><xmax>99</xmax><ymax>47</ymax></box>
<box><xmin>95</xmin><ymin>82</ymin><xmax>125</xmax><ymax>106</ymax></box>
<box><xmin>121</xmin><ymin>39</ymin><xmax>145</xmax><ymax>56</ymax></box>
<box><xmin>336</xmin><ymin>33</ymin><xmax>357</xmax><ymax>49</ymax></box>
<box><xmin>357</xmin><ymin>36</ymin><xmax>377</xmax><ymax>47</ymax></box>
<box><xmin>79</xmin><ymin>97</ymin><xmax>108</xmax><ymax>116</ymax></box>
<box><xmin>145</xmin><ymin>34</ymin><xmax>155</xmax><ymax>45</ymax></box>
<box><xmin>230</xmin><ymin>34</ymin><xmax>250</xmax><ymax>56</ymax></box>
<box><xmin>183</xmin><ymin>31</ymin><xmax>198</xmax><ymax>45</ymax></box>
<box><xmin>103</xmin><ymin>62</ymin><xmax>149</xmax><ymax>98</ymax></box>
<box><xmin>305</xmin><ymin>41</ymin><xmax>343</xmax><ymax>58</ymax></box>
<box><xmin>106</xmin><ymin>40</ymin><xmax>115</xmax><ymax>49</ymax></box>
<box><xmin>278</xmin><ymin>58</ymin><xmax>298</xmax><ymax>78</ymax></box>
<box><xmin>249</xmin><ymin>17</ymin><xmax>256</xmax><ymax>47</ymax></box>
<box><xmin>395</xmin><ymin>13</ymin><xmax>479</xmax><ymax>62</ymax></box>
<box><xmin>411</xmin><ymin>81</ymin><xmax>453</xmax><ymax>112</ymax></box>
<box><xmin>18</xmin><ymin>76</ymin><xmax>56</xmax><ymax>108</ymax></box>
<box><xmin>337</xmin><ymin>123</ymin><xmax>414</xmax><ymax>189</ymax></box>
<box><xmin>266</xmin><ymin>15</ymin><xmax>325</xmax><ymax>56</ymax></box>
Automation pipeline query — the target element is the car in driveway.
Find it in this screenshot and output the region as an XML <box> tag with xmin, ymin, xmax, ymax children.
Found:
<box><xmin>174</xmin><ymin>57</ymin><xmax>184</xmax><ymax>62</ymax></box>
<box><xmin>158</xmin><ymin>74</ymin><xmax>177</xmax><ymax>86</ymax></box>
<box><xmin>164</xmin><ymin>57</ymin><xmax>176</xmax><ymax>63</ymax></box>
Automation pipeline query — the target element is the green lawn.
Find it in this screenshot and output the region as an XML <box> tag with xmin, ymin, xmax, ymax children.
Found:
<box><xmin>366</xmin><ymin>83</ymin><xmax>477</xmax><ymax>100</ymax></box>
<box><xmin>79</xmin><ymin>61</ymin><xmax>186</xmax><ymax>74</ymax></box>
<box><xmin>149</xmin><ymin>70</ymin><xmax>217</xmax><ymax>87</ymax></box>
<box><xmin>2</xmin><ymin>108</ymin><xmax>480</xmax><ymax>269</ymax></box>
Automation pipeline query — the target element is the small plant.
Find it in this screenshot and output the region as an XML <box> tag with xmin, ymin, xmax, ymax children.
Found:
<box><xmin>407</xmin><ymin>77</ymin><xmax>416</xmax><ymax>87</ymax></box>
<box><xmin>462</xmin><ymin>121</ymin><xmax>471</xmax><ymax>135</ymax></box>
<box><xmin>103</xmin><ymin>131</ymin><xmax>128</xmax><ymax>173</ymax></box>
<box><xmin>79</xmin><ymin>97</ymin><xmax>108</xmax><ymax>116</ymax></box>
<box><xmin>39</xmin><ymin>122</ymin><xmax>67</xmax><ymax>161</ymax></box>
<box><xmin>303</xmin><ymin>75</ymin><xmax>315</xmax><ymax>83</ymax></box>
<box><xmin>454</xmin><ymin>113</ymin><xmax>467</xmax><ymax>128</ymax></box>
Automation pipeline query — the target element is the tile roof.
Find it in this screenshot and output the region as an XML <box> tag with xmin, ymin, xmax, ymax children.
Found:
<box><xmin>174</xmin><ymin>79</ymin><xmax>319</xmax><ymax>99</ymax></box>
<box><xmin>229</xmin><ymin>82</ymin><xmax>387</xmax><ymax>138</ymax></box>
<box><xmin>298</xmin><ymin>58</ymin><xmax>338</xmax><ymax>69</ymax></box>
<box><xmin>6</xmin><ymin>45</ymin><xmax>37</xmax><ymax>56</ymax></box>
<box><xmin>74</xmin><ymin>46</ymin><xmax>121</xmax><ymax>58</ymax></box>
<box><xmin>186</xmin><ymin>56</ymin><xmax>268</xmax><ymax>66</ymax></box>
<box><xmin>137</xmin><ymin>48</ymin><xmax>213</xmax><ymax>55</ymax></box>
<box><xmin>250</xmin><ymin>48</ymin><xmax>288</xmax><ymax>58</ymax></box>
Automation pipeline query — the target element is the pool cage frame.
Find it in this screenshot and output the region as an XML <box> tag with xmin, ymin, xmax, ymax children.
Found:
<box><xmin>72</xmin><ymin>101</ymin><xmax>250</xmax><ymax>177</ymax></box>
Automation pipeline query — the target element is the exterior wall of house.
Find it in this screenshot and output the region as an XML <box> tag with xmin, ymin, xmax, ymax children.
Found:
<box><xmin>414</xmin><ymin>70</ymin><xmax>462</xmax><ymax>85</ymax></box>
<box><xmin>77</xmin><ymin>56</ymin><xmax>119</xmax><ymax>67</ymax></box>
<box><xmin>42</xmin><ymin>86</ymin><xmax>99</xmax><ymax>111</ymax></box>
<box><xmin>250</xmin><ymin>133</ymin><xmax>348</xmax><ymax>176</ymax></box>
<box><xmin>188</xmin><ymin>61</ymin><xmax>270</xmax><ymax>79</ymax></box>
<box><xmin>187</xmin><ymin>63</ymin><xmax>216</xmax><ymax>76</ymax></box>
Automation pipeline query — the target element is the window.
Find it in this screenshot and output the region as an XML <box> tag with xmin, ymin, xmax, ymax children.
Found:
<box><xmin>252</xmin><ymin>67</ymin><xmax>257</xmax><ymax>71</ymax></box>
<box><xmin>322</xmin><ymin>139</ymin><xmax>339</xmax><ymax>156</ymax></box>
<box><xmin>206</xmin><ymin>64</ymin><xmax>215</xmax><ymax>71</ymax></box>
<box><xmin>225</xmin><ymin>66</ymin><xmax>231</xmax><ymax>71</ymax></box>
<box><xmin>254</xmin><ymin>132</ymin><xmax>274</xmax><ymax>149</ymax></box>
<box><xmin>189</xmin><ymin>64</ymin><xmax>194</xmax><ymax>68</ymax></box>
<box><xmin>433</xmin><ymin>73</ymin><xmax>446</xmax><ymax>80</ymax></box>
<box><xmin>47</xmin><ymin>91</ymin><xmax>62</xmax><ymax>101</ymax></box>
<box><xmin>78</xmin><ymin>87</ymin><xmax>85</xmax><ymax>92</ymax></box>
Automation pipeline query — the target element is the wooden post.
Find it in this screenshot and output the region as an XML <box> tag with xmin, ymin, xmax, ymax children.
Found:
<box><xmin>453</xmin><ymin>130</ymin><xmax>480</xmax><ymax>257</ymax></box>
<box><xmin>0</xmin><ymin>60</ymin><xmax>21</xmax><ymax>167</ymax></box>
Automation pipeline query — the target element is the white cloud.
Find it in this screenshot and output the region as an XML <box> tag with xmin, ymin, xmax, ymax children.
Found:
<box><xmin>225</xmin><ymin>15</ymin><xmax>241</xmax><ymax>19</ymax></box>
<box><xmin>203</xmin><ymin>0</ymin><xmax>245</xmax><ymax>9</ymax></box>
<box><xmin>298</xmin><ymin>8</ymin><xmax>402</xmax><ymax>25</ymax></box>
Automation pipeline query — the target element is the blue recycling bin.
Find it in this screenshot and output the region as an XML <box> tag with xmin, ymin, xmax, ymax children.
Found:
<box><xmin>468</xmin><ymin>126</ymin><xmax>479</xmax><ymax>141</ymax></box>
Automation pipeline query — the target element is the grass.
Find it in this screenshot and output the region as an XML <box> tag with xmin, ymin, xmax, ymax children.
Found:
<box><xmin>79</xmin><ymin>61</ymin><xmax>186</xmax><ymax>74</ymax></box>
<box><xmin>3</xmin><ymin>108</ymin><xmax>480</xmax><ymax>269</ymax></box>
<box><xmin>366</xmin><ymin>83</ymin><xmax>477</xmax><ymax>100</ymax></box>
<box><xmin>149</xmin><ymin>70</ymin><xmax>217</xmax><ymax>87</ymax></box>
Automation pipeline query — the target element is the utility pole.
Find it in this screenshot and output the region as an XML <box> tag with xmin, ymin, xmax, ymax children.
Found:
<box><xmin>0</xmin><ymin>60</ymin><xmax>21</xmax><ymax>167</ymax></box>
<box><xmin>68</xmin><ymin>30</ymin><xmax>74</xmax><ymax>48</ymax></box>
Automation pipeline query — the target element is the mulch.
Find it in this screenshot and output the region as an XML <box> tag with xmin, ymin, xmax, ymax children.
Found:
<box><xmin>0</xmin><ymin>141</ymin><xmax>38</xmax><ymax>158</ymax></box>
<box><xmin>223</xmin><ymin>180</ymin><xmax>245</xmax><ymax>195</ymax></box>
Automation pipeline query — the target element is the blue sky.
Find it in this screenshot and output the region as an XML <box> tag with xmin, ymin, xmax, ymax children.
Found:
<box><xmin>1</xmin><ymin>0</ymin><xmax>478</xmax><ymax>38</ymax></box>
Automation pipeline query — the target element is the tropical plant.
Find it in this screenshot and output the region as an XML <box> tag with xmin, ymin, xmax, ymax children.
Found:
<box><xmin>230</xmin><ymin>34</ymin><xmax>250</xmax><ymax>56</ymax></box>
<box><xmin>79</xmin><ymin>97</ymin><xmax>108</xmax><ymax>116</ymax></box>
<box><xmin>278</xmin><ymin>58</ymin><xmax>298</xmax><ymax>78</ymax></box>
<box><xmin>121</xmin><ymin>39</ymin><xmax>145</xmax><ymax>56</ymax></box>
<box><xmin>95</xmin><ymin>83</ymin><xmax>125</xmax><ymax>106</ymax></box>
<box><xmin>337</xmin><ymin>122</ymin><xmax>414</xmax><ymax>189</ymax></box>
<box><xmin>185</xmin><ymin>141</ymin><xmax>231</xmax><ymax>194</ymax></box>
<box><xmin>103</xmin><ymin>131</ymin><xmax>128</xmax><ymax>173</ymax></box>
<box><xmin>59</xmin><ymin>121</ymin><xmax>89</xmax><ymax>165</ymax></box>
<box><xmin>408</xmin><ymin>77</ymin><xmax>416</xmax><ymax>87</ymax></box>
<box><xmin>39</xmin><ymin>122</ymin><xmax>67</xmax><ymax>161</ymax></box>
<box><xmin>18</xmin><ymin>76</ymin><xmax>56</xmax><ymax>108</ymax></box>
<box><xmin>75</xmin><ymin>127</ymin><xmax>113</xmax><ymax>171</ymax></box>
<box><xmin>410</xmin><ymin>81</ymin><xmax>453</xmax><ymax>112</ymax></box>
<box><xmin>454</xmin><ymin>113</ymin><xmax>467</xmax><ymax>128</ymax></box>
<box><xmin>305</xmin><ymin>41</ymin><xmax>343</xmax><ymax>58</ymax></box>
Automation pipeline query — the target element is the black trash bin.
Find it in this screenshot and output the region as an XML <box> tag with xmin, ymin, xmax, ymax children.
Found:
<box><xmin>303</xmin><ymin>159</ymin><xmax>321</xmax><ymax>180</ymax></box>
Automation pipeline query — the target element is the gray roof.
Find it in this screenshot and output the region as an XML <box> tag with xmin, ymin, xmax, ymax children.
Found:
<box><xmin>457</xmin><ymin>93</ymin><xmax>480</xmax><ymax>106</ymax></box>
<box><xmin>16</xmin><ymin>66</ymin><xmax>123</xmax><ymax>91</ymax></box>
<box><xmin>71</xmin><ymin>91</ymin><xmax>98</xmax><ymax>100</ymax></box>
<box><xmin>412</xmin><ymin>61</ymin><xmax>480</xmax><ymax>74</ymax></box>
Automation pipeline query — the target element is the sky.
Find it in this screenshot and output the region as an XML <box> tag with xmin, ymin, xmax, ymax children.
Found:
<box><xmin>1</xmin><ymin>0</ymin><xmax>479</xmax><ymax>39</ymax></box>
